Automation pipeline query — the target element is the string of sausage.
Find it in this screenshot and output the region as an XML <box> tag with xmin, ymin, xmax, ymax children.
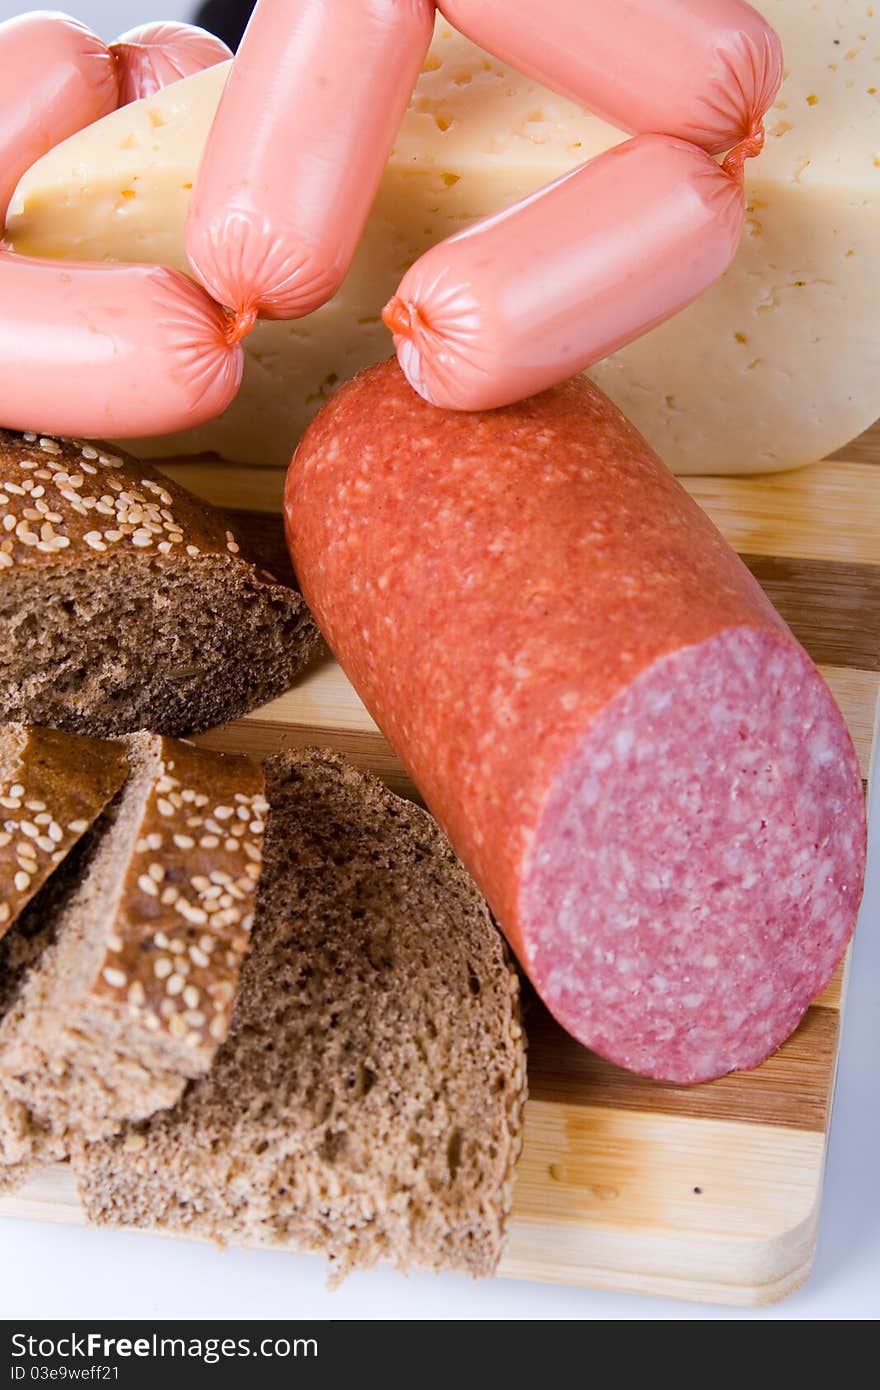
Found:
<box><xmin>0</xmin><ymin>1</ymin><xmax>783</xmax><ymax>439</ymax></box>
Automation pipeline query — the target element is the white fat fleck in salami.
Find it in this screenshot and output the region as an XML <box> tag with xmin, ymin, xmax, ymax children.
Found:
<box><xmin>522</xmin><ymin>627</ymin><xmax>864</xmax><ymax>1082</ymax></box>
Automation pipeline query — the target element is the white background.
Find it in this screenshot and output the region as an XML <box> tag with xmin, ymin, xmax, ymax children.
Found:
<box><xmin>0</xmin><ymin>0</ymin><xmax>876</xmax><ymax>1321</ymax></box>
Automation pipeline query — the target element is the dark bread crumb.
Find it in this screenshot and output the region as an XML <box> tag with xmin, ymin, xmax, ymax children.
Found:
<box><xmin>0</xmin><ymin>431</ymin><xmax>318</xmax><ymax>736</ymax></box>
<box><xmin>75</xmin><ymin>749</ymin><xmax>527</xmax><ymax>1281</ymax></box>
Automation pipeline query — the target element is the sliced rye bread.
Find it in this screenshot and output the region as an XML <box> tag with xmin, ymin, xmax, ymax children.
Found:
<box><xmin>0</xmin><ymin>723</ymin><xmax>127</xmax><ymax>939</ymax></box>
<box><xmin>0</xmin><ymin>431</ymin><xmax>319</xmax><ymax>736</ymax></box>
<box><xmin>0</xmin><ymin>732</ymin><xmax>267</xmax><ymax>1191</ymax></box>
<box><xmin>75</xmin><ymin>749</ymin><xmax>527</xmax><ymax>1281</ymax></box>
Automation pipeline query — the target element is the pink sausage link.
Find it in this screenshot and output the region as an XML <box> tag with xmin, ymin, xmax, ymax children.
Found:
<box><xmin>383</xmin><ymin>134</ymin><xmax>746</xmax><ymax>413</ymax></box>
<box><xmin>185</xmin><ymin>0</ymin><xmax>435</xmax><ymax>321</ymax></box>
<box><xmin>111</xmin><ymin>21</ymin><xmax>233</xmax><ymax>105</ymax></box>
<box><xmin>0</xmin><ymin>250</ymin><xmax>243</xmax><ymax>439</ymax></box>
<box><xmin>437</xmin><ymin>0</ymin><xmax>783</xmax><ymax>155</ymax></box>
<box><xmin>0</xmin><ymin>10</ymin><xmax>119</xmax><ymax>224</ymax></box>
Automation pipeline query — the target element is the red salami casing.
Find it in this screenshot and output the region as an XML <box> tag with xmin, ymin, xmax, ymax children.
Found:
<box><xmin>285</xmin><ymin>362</ymin><xmax>866</xmax><ymax>1084</ymax></box>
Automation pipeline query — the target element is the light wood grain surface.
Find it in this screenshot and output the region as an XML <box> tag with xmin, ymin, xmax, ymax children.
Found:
<box><xmin>2</xmin><ymin>421</ymin><xmax>877</xmax><ymax>1308</ymax></box>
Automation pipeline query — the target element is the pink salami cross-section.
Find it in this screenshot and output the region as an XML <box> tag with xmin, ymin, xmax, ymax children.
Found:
<box><xmin>523</xmin><ymin>626</ymin><xmax>864</xmax><ymax>1082</ymax></box>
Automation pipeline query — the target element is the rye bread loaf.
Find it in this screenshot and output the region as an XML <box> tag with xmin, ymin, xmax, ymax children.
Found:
<box><xmin>0</xmin><ymin>732</ymin><xmax>267</xmax><ymax>1190</ymax></box>
<box><xmin>0</xmin><ymin>723</ymin><xmax>126</xmax><ymax>939</ymax></box>
<box><xmin>76</xmin><ymin>749</ymin><xmax>527</xmax><ymax>1280</ymax></box>
<box><xmin>0</xmin><ymin>431</ymin><xmax>318</xmax><ymax>736</ymax></box>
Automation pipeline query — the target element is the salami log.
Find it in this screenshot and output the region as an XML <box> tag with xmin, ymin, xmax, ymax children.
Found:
<box><xmin>285</xmin><ymin>361</ymin><xmax>866</xmax><ymax>1083</ymax></box>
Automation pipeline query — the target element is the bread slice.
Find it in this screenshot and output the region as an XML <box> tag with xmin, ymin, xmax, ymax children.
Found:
<box><xmin>0</xmin><ymin>723</ymin><xmax>127</xmax><ymax>939</ymax></box>
<box><xmin>0</xmin><ymin>732</ymin><xmax>267</xmax><ymax>1190</ymax></box>
<box><xmin>0</xmin><ymin>431</ymin><xmax>318</xmax><ymax>736</ymax></box>
<box><xmin>76</xmin><ymin>749</ymin><xmax>527</xmax><ymax>1280</ymax></box>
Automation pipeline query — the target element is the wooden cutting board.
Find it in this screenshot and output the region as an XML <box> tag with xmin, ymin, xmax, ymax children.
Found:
<box><xmin>1</xmin><ymin>426</ymin><xmax>877</xmax><ymax>1308</ymax></box>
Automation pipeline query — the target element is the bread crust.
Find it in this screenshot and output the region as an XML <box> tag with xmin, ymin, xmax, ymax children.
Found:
<box><xmin>0</xmin><ymin>723</ymin><xmax>126</xmax><ymax>939</ymax></box>
<box><xmin>0</xmin><ymin>432</ymin><xmax>244</xmax><ymax>570</ymax></box>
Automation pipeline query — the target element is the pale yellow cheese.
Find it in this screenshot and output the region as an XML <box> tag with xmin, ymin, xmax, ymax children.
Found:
<box><xmin>8</xmin><ymin>2</ymin><xmax>880</xmax><ymax>473</ymax></box>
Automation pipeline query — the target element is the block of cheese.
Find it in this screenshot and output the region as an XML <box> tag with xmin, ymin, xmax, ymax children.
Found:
<box><xmin>8</xmin><ymin>2</ymin><xmax>880</xmax><ymax>474</ymax></box>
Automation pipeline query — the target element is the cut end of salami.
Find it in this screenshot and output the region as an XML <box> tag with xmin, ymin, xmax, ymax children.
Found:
<box><xmin>521</xmin><ymin>626</ymin><xmax>866</xmax><ymax>1084</ymax></box>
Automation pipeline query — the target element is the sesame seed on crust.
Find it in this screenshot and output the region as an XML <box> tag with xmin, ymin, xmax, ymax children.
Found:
<box><xmin>0</xmin><ymin>430</ymin><xmax>265</xmax><ymax>575</ymax></box>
